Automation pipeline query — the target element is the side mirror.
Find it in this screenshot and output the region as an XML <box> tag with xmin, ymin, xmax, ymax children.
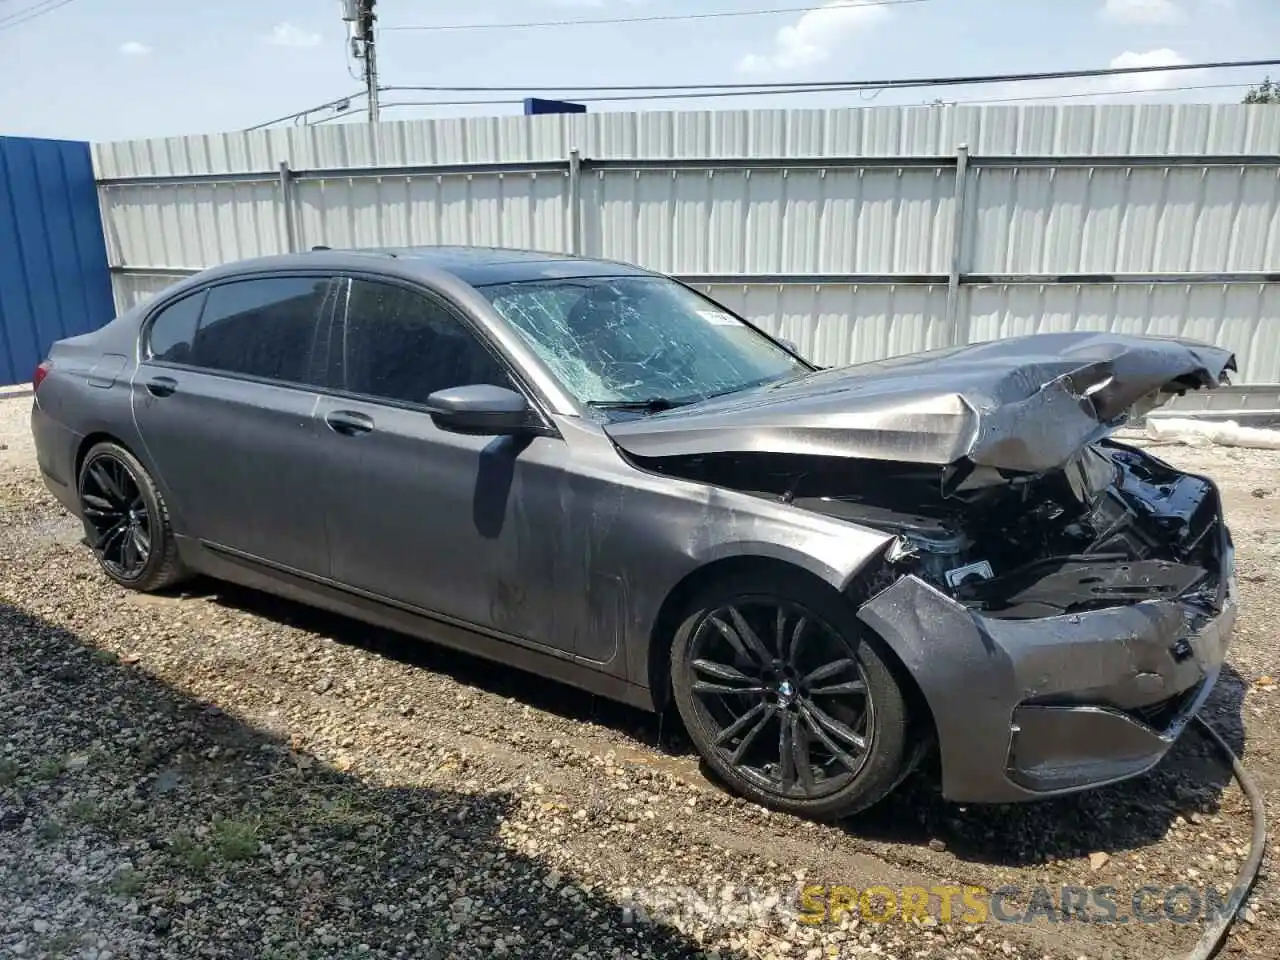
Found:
<box><xmin>424</xmin><ymin>384</ymin><xmax>535</xmax><ymax>436</ymax></box>
<box><xmin>779</xmin><ymin>338</ymin><xmax>801</xmax><ymax>355</ymax></box>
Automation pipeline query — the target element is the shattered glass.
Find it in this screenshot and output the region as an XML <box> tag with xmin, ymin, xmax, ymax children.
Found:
<box><xmin>478</xmin><ymin>276</ymin><xmax>807</xmax><ymax>407</ymax></box>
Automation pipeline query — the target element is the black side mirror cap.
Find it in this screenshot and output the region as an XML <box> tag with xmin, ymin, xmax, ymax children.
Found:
<box><xmin>424</xmin><ymin>384</ymin><xmax>536</xmax><ymax>436</ymax></box>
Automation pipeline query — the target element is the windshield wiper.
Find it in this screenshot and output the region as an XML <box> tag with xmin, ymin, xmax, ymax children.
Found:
<box><xmin>586</xmin><ymin>397</ymin><xmax>687</xmax><ymax>413</ymax></box>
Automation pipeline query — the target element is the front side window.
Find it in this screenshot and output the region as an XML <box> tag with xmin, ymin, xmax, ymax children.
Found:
<box><xmin>190</xmin><ymin>277</ymin><xmax>330</xmax><ymax>384</ymax></box>
<box><xmin>342</xmin><ymin>279</ymin><xmax>513</xmax><ymax>406</ymax></box>
<box><xmin>477</xmin><ymin>276</ymin><xmax>808</xmax><ymax>408</ymax></box>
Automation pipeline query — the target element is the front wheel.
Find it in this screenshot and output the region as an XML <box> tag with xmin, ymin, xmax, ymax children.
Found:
<box><xmin>670</xmin><ymin>568</ymin><xmax>911</xmax><ymax>820</ymax></box>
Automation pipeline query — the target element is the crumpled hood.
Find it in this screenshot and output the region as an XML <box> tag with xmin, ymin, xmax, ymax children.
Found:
<box><xmin>604</xmin><ymin>332</ymin><xmax>1236</xmax><ymax>476</ymax></box>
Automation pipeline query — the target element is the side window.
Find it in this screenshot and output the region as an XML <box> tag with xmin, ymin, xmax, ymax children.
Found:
<box><xmin>343</xmin><ymin>279</ymin><xmax>513</xmax><ymax>405</ymax></box>
<box><xmin>191</xmin><ymin>277</ymin><xmax>330</xmax><ymax>385</ymax></box>
<box><xmin>146</xmin><ymin>291</ymin><xmax>204</xmax><ymax>364</ymax></box>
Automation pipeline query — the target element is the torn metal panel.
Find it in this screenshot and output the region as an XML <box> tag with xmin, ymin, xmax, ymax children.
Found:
<box><xmin>859</xmin><ymin>569</ymin><xmax>1236</xmax><ymax>802</ymax></box>
<box><xmin>854</xmin><ymin>443</ymin><xmax>1237</xmax><ymax>803</ymax></box>
<box><xmin>605</xmin><ymin>333</ymin><xmax>1236</xmax><ymax>477</ymax></box>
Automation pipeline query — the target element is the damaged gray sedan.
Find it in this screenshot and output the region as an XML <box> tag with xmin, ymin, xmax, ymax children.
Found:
<box><xmin>31</xmin><ymin>247</ymin><xmax>1237</xmax><ymax>819</ymax></box>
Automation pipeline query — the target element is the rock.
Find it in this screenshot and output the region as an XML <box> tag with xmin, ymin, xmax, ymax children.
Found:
<box><xmin>314</xmin><ymin>677</ymin><xmax>333</xmax><ymax>693</ymax></box>
<box><xmin>927</xmin><ymin>838</ymin><xmax>946</xmax><ymax>853</ymax></box>
<box><xmin>31</xmin><ymin>919</ymin><xmax>49</xmax><ymax>934</ymax></box>
<box><xmin>1089</xmin><ymin>852</ymin><xmax>1110</xmax><ymax>871</ymax></box>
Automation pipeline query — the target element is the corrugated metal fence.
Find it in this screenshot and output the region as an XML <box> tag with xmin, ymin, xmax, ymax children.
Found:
<box><xmin>0</xmin><ymin>136</ymin><xmax>115</xmax><ymax>387</ymax></box>
<box><xmin>93</xmin><ymin>104</ymin><xmax>1280</xmax><ymax>406</ymax></box>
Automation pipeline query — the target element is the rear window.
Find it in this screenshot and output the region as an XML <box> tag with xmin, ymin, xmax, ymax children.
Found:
<box><xmin>146</xmin><ymin>292</ymin><xmax>204</xmax><ymax>364</ymax></box>
<box><xmin>147</xmin><ymin>276</ymin><xmax>331</xmax><ymax>386</ymax></box>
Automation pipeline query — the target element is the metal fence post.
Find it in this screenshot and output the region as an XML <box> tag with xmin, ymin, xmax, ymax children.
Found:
<box><xmin>279</xmin><ymin>160</ymin><xmax>297</xmax><ymax>253</ymax></box>
<box><xmin>567</xmin><ymin>149</ymin><xmax>581</xmax><ymax>255</ymax></box>
<box><xmin>944</xmin><ymin>143</ymin><xmax>970</xmax><ymax>347</ymax></box>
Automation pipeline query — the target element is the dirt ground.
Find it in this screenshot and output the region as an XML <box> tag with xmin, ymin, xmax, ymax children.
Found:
<box><xmin>0</xmin><ymin>389</ymin><xmax>1275</xmax><ymax>960</ymax></box>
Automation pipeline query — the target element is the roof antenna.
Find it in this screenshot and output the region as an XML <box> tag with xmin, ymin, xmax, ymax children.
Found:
<box><xmin>311</xmin><ymin>244</ymin><xmax>331</xmax><ymax>251</ymax></box>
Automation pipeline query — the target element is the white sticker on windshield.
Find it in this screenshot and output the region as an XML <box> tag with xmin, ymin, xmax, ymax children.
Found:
<box><xmin>697</xmin><ymin>309</ymin><xmax>739</xmax><ymax>326</ymax></box>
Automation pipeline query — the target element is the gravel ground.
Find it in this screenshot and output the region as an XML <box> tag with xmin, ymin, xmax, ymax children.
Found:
<box><xmin>1</xmin><ymin>392</ymin><xmax>1275</xmax><ymax>960</ymax></box>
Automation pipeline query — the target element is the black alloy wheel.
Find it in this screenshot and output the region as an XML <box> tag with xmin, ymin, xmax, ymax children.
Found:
<box><xmin>81</xmin><ymin>452</ymin><xmax>151</xmax><ymax>580</ymax></box>
<box><xmin>671</xmin><ymin>570</ymin><xmax>910</xmax><ymax>819</ymax></box>
<box><xmin>77</xmin><ymin>442</ymin><xmax>187</xmax><ymax>592</ymax></box>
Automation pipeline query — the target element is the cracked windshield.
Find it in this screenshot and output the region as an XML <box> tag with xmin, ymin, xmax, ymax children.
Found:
<box><xmin>479</xmin><ymin>276</ymin><xmax>809</xmax><ymax>408</ymax></box>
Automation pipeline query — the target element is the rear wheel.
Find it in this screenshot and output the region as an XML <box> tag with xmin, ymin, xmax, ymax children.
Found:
<box><xmin>77</xmin><ymin>442</ymin><xmax>187</xmax><ymax>592</ymax></box>
<box><xmin>670</xmin><ymin>568</ymin><xmax>910</xmax><ymax>820</ymax></box>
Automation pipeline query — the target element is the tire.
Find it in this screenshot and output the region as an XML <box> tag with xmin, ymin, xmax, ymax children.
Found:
<box><xmin>670</xmin><ymin>567</ymin><xmax>910</xmax><ymax>820</ymax></box>
<box><xmin>77</xmin><ymin>441</ymin><xmax>188</xmax><ymax>593</ymax></box>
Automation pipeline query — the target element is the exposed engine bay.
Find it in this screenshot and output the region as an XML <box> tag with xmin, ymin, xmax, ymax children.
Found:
<box><xmin>633</xmin><ymin>441</ymin><xmax>1224</xmax><ymax>621</ymax></box>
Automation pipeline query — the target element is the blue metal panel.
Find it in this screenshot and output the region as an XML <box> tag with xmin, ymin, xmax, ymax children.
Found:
<box><xmin>0</xmin><ymin>136</ymin><xmax>115</xmax><ymax>386</ymax></box>
<box><xmin>523</xmin><ymin>97</ymin><xmax>586</xmax><ymax>116</ymax></box>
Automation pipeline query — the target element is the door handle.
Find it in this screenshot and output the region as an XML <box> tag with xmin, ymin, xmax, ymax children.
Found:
<box><xmin>145</xmin><ymin>376</ymin><xmax>178</xmax><ymax>398</ymax></box>
<box><xmin>325</xmin><ymin>409</ymin><xmax>375</xmax><ymax>436</ymax></box>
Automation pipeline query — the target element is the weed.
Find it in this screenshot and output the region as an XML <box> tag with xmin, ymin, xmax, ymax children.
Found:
<box><xmin>34</xmin><ymin>757</ymin><xmax>64</xmax><ymax>781</ymax></box>
<box><xmin>169</xmin><ymin>830</ymin><xmax>213</xmax><ymax>873</ymax></box>
<box><xmin>65</xmin><ymin>798</ymin><xmax>99</xmax><ymax>822</ymax></box>
<box><xmin>110</xmin><ymin>867</ymin><xmax>144</xmax><ymax>898</ymax></box>
<box><xmin>212</xmin><ymin>817</ymin><xmax>260</xmax><ymax>862</ymax></box>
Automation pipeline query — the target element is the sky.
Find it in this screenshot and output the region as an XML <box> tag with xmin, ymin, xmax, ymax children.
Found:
<box><xmin>0</xmin><ymin>0</ymin><xmax>1275</xmax><ymax>144</ymax></box>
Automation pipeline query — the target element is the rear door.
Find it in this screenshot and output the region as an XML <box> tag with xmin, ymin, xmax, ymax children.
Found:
<box><xmin>131</xmin><ymin>273</ymin><xmax>338</xmax><ymax>576</ymax></box>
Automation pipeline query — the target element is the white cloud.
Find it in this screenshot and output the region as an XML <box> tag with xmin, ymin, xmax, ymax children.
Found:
<box><xmin>1108</xmin><ymin>48</ymin><xmax>1190</xmax><ymax>90</ymax></box>
<box><xmin>263</xmin><ymin>22</ymin><xmax>323</xmax><ymax>48</ymax></box>
<box><xmin>738</xmin><ymin>1</ymin><xmax>890</xmax><ymax>74</ymax></box>
<box><xmin>118</xmin><ymin>40</ymin><xmax>151</xmax><ymax>58</ymax></box>
<box><xmin>1100</xmin><ymin>0</ymin><xmax>1184</xmax><ymax>23</ymax></box>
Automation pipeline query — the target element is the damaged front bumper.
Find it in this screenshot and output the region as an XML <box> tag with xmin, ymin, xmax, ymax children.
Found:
<box><xmin>858</xmin><ymin>532</ymin><xmax>1237</xmax><ymax>804</ymax></box>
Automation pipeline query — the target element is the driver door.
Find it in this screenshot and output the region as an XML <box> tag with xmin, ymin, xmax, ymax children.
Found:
<box><xmin>315</xmin><ymin>276</ymin><xmax>582</xmax><ymax>654</ymax></box>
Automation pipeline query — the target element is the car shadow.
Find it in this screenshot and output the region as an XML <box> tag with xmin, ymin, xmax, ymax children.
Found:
<box><xmin>183</xmin><ymin>576</ymin><xmax>681</xmax><ymax>750</ymax></box>
<box><xmin>0</xmin><ymin>599</ymin><xmax>745</xmax><ymax>959</ymax></box>
<box><xmin>177</xmin><ymin>577</ymin><xmax>1249</xmax><ymax>871</ymax></box>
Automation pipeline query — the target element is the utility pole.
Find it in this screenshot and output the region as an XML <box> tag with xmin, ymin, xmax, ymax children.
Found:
<box><xmin>341</xmin><ymin>0</ymin><xmax>379</xmax><ymax>123</ymax></box>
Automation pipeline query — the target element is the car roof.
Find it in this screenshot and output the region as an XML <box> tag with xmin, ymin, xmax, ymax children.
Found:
<box><xmin>188</xmin><ymin>246</ymin><xmax>657</xmax><ymax>288</ymax></box>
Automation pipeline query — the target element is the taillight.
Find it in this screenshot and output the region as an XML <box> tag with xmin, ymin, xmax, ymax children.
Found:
<box><xmin>33</xmin><ymin>360</ymin><xmax>52</xmax><ymax>391</ymax></box>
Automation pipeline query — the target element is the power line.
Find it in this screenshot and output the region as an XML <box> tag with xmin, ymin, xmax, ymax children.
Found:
<box><xmin>0</xmin><ymin>0</ymin><xmax>78</xmax><ymax>30</ymax></box>
<box><xmin>373</xmin><ymin>79</ymin><xmax>1256</xmax><ymax>113</ymax></box>
<box><xmin>943</xmin><ymin>80</ymin><xmax>1256</xmax><ymax>106</ymax></box>
<box><xmin>377</xmin><ymin>55</ymin><xmax>1280</xmax><ymax>96</ymax></box>
<box><xmin>381</xmin><ymin>0</ymin><xmax>933</xmax><ymax>33</ymax></box>
<box><xmin>243</xmin><ymin>91</ymin><xmax>368</xmax><ymax>132</ymax></box>
<box><xmin>247</xmin><ymin>56</ymin><xmax>1278</xmax><ymax>130</ymax></box>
